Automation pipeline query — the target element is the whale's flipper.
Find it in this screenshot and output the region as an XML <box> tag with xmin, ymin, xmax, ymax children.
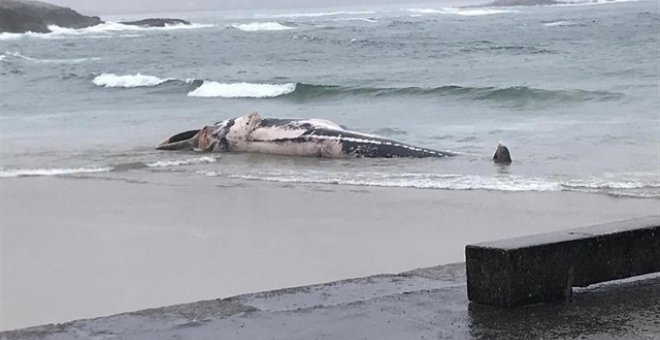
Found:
<box><xmin>493</xmin><ymin>142</ymin><xmax>512</xmax><ymax>164</ymax></box>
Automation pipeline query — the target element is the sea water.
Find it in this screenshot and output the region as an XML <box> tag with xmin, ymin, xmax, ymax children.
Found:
<box><xmin>1</xmin><ymin>0</ymin><xmax>658</xmax><ymax>198</ymax></box>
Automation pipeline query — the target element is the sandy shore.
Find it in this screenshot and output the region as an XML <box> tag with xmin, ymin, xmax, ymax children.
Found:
<box><xmin>1</xmin><ymin>174</ymin><xmax>658</xmax><ymax>330</ymax></box>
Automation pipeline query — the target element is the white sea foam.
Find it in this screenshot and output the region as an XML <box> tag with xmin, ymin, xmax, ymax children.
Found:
<box><xmin>231</xmin><ymin>22</ymin><xmax>296</xmax><ymax>31</ymax></box>
<box><xmin>188</xmin><ymin>81</ymin><xmax>297</xmax><ymax>98</ymax></box>
<box><xmin>195</xmin><ymin>170</ymin><xmax>659</xmax><ymax>197</ymax></box>
<box><xmin>92</xmin><ymin>73</ymin><xmax>169</xmax><ymax>88</ymax></box>
<box><xmin>230</xmin><ymin>173</ymin><xmax>561</xmax><ymax>191</ymax></box>
<box><xmin>561</xmin><ymin>179</ymin><xmax>660</xmax><ymax>190</ymax></box>
<box><xmin>147</xmin><ymin>157</ymin><xmax>218</xmax><ymax>168</ymax></box>
<box><xmin>404</xmin><ymin>8</ymin><xmax>518</xmax><ymax>16</ymax></box>
<box><xmin>0</xmin><ymin>167</ymin><xmax>112</xmax><ymax>178</ymax></box>
<box><xmin>327</xmin><ymin>17</ymin><xmax>378</xmax><ymax>23</ymax></box>
<box><xmin>4</xmin><ymin>51</ymin><xmax>100</xmax><ymax>63</ymax></box>
<box><xmin>49</xmin><ymin>22</ymin><xmax>213</xmax><ymax>34</ymax></box>
<box><xmin>197</xmin><ymin>170</ymin><xmax>561</xmax><ymax>192</ymax></box>
<box><xmin>0</xmin><ymin>22</ymin><xmax>213</xmax><ymax>40</ymax></box>
<box><xmin>255</xmin><ymin>10</ymin><xmax>376</xmax><ymax>19</ymax></box>
<box><xmin>543</xmin><ymin>21</ymin><xmax>579</xmax><ymax>27</ymax></box>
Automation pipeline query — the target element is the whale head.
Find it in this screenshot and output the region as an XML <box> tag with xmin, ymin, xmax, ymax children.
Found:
<box><xmin>156</xmin><ymin>122</ymin><xmax>232</xmax><ymax>152</ymax></box>
<box><xmin>155</xmin><ymin>129</ymin><xmax>201</xmax><ymax>150</ymax></box>
<box><xmin>156</xmin><ymin>112</ymin><xmax>263</xmax><ymax>152</ymax></box>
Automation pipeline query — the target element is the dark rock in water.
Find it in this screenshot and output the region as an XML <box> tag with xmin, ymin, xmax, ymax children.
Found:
<box><xmin>480</xmin><ymin>0</ymin><xmax>561</xmax><ymax>6</ymax></box>
<box><xmin>493</xmin><ymin>142</ymin><xmax>512</xmax><ymax>164</ymax></box>
<box><xmin>119</xmin><ymin>18</ymin><xmax>191</xmax><ymax>27</ymax></box>
<box><xmin>0</xmin><ymin>0</ymin><xmax>102</xmax><ymax>33</ymax></box>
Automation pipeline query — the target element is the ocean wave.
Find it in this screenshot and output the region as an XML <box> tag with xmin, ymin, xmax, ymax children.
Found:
<box><xmin>147</xmin><ymin>156</ymin><xmax>218</xmax><ymax>167</ymax></box>
<box><xmin>187</xmin><ymin>82</ymin><xmax>622</xmax><ymax>102</ymax></box>
<box><xmin>87</xmin><ymin>74</ymin><xmax>622</xmax><ymax>103</ymax></box>
<box><xmin>0</xmin><ymin>167</ymin><xmax>112</xmax><ymax>178</ymax></box>
<box><xmin>3</xmin><ymin>51</ymin><xmax>100</xmax><ymax>64</ymax></box>
<box><xmin>0</xmin><ymin>22</ymin><xmax>213</xmax><ymax>40</ymax></box>
<box><xmin>404</xmin><ymin>7</ymin><xmax>518</xmax><ymax>16</ymax></box>
<box><xmin>92</xmin><ymin>73</ymin><xmax>171</xmax><ymax>88</ymax></box>
<box><xmin>286</xmin><ymin>83</ymin><xmax>623</xmax><ymax>103</ymax></box>
<box><xmin>230</xmin><ymin>22</ymin><xmax>296</xmax><ymax>31</ymax></box>
<box><xmin>188</xmin><ymin>81</ymin><xmax>297</xmax><ymax>98</ymax></box>
<box><xmin>88</xmin><ymin>73</ymin><xmax>297</xmax><ymax>97</ymax></box>
<box><xmin>255</xmin><ymin>10</ymin><xmax>376</xmax><ymax>19</ymax></box>
<box><xmin>196</xmin><ymin>170</ymin><xmax>659</xmax><ymax>197</ymax></box>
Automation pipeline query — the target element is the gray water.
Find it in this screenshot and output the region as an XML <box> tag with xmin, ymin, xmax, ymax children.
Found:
<box><xmin>1</xmin><ymin>0</ymin><xmax>659</xmax><ymax>198</ymax></box>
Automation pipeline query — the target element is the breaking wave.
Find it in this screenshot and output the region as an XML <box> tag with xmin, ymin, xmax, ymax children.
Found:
<box><xmin>92</xmin><ymin>73</ymin><xmax>171</xmax><ymax>88</ymax></box>
<box><xmin>87</xmin><ymin>73</ymin><xmax>622</xmax><ymax>103</ymax></box>
<box><xmin>230</xmin><ymin>22</ymin><xmax>296</xmax><ymax>31</ymax></box>
<box><xmin>89</xmin><ymin>73</ymin><xmax>295</xmax><ymax>97</ymax></box>
<box><xmin>188</xmin><ymin>81</ymin><xmax>297</xmax><ymax>98</ymax></box>
<box><xmin>0</xmin><ymin>22</ymin><xmax>213</xmax><ymax>40</ymax></box>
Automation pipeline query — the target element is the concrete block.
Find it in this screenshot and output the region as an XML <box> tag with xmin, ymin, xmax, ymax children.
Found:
<box><xmin>465</xmin><ymin>216</ymin><xmax>660</xmax><ymax>307</ymax></box>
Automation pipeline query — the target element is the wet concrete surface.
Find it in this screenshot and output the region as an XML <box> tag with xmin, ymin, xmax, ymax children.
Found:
<box><xmin>466</xmin><ymin>216</ymin><xmax>660</xmax><ymax>307</ymax></box>
<box><xmin>2</xmin><ymin>263</ymin><xmax>659</xmax><ymax>339</ymax></box>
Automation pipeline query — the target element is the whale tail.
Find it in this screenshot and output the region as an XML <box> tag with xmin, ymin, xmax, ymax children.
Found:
<box><xmin>493</xmin><ymin>141</ymin><xmax>512</xmax><ymax>164</ymax></box>
<box><xmin>155</xmin><ymin>129</ymin><xmax>200</xmax><ymax>150</ymax></box>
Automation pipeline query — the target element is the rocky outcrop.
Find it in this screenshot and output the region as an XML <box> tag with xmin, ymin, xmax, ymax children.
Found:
<box><xmin>0</xmin><ymin>0</ymin><xmax>101</xmax><ymax>33</ymax></box>
<box><xmin>119</xmin><ymin>18</ymin><xmax>191</xmax><ymax>27</ymax></box>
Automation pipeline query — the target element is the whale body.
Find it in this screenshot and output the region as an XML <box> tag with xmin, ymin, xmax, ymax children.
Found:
<box><xmin>156</xmin><ymin>112</ymin><xmax>457</xmax><ymax>158</ymax></box>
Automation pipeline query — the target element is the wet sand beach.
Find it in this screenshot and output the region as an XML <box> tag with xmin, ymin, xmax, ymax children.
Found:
<box><xmin>1</xmin><ymin>174</ymin><xmax>658</xmax><ymax>330</ymax></box>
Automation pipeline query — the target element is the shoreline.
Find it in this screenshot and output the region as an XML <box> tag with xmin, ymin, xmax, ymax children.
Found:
<box><xmin>1</xmin><ymin>175</ymin><xmax>659</xmax><ymax>330</ymax></box>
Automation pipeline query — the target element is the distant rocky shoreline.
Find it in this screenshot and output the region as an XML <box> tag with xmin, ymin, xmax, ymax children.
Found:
<box><xmin>0</xmin><ymin>0</ymin><xmax>190</xmax><ymax>34</ymax></box>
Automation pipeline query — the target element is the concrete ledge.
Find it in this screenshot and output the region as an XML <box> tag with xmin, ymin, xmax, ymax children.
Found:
<box><xmin>465</xmin><ymin>216</ymin><xmax>660</xmax><ymax>307</ymax></box>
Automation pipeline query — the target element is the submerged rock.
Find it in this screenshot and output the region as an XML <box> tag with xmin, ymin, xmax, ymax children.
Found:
<box><xmin>119</xmin><ymin>18</ymin><xmax>191</xmax><ymax>27</ymax></box>
<box><xmin>0</xmin><ymin>0</ymin><xmax>102</xmax><ymax>33</ymax></box>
